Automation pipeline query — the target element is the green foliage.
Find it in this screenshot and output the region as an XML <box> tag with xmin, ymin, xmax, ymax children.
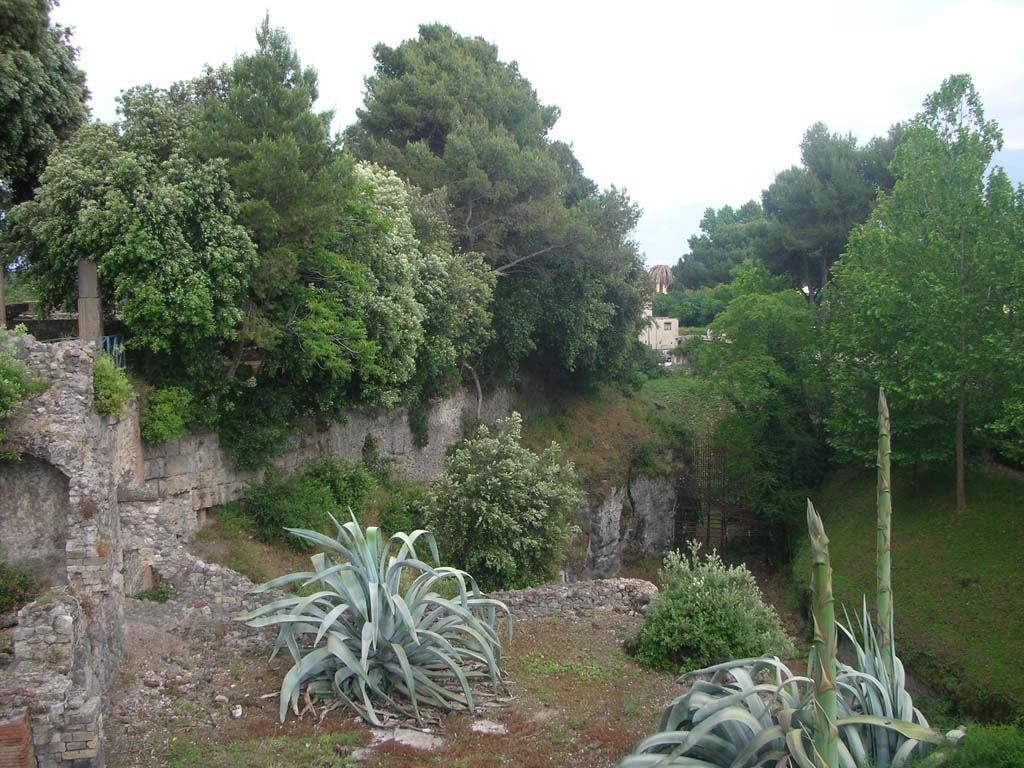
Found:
<box><xmin>653</xmin><ymin>283</ymin><xmax>733</xmax><ymax>327</ymax></box>
<box><xmin>348</xmin><ymin>24</ymin><xmax>649</xmax><ymax>389</ymax></box>
<box><xmin>825</xmin><ymin>75</ymin><xmax>1023</xmax><ymax>507</ymax></box>
<box><xmin>92</xmin><ymin>354</ymin><xmax>133</xmax><ymax>417</ymax></box>
<box><xmin>630</xmin><ymin>542</ymin><xmax>796</xmax><ymax>672</ymax></box>
<box><xmin>0</xmin><ymin>350</ymin><xmax>30</xmax><ymax>445</ymax></box>
<box><xmin>242</xmin><ymin>459</ymin><xmax>375</xmax><ymax>549</ymax></box>
<box><xmin>948</xmin><ymin>725</ymin><xmax>1024</xmax><ymax>768</ymax></box>
<box><xmin>672</xmin><ymin>201</ymin><xmax>771</xmax><ymax>289</ymax></box>
<box><xmin>698</xmin><ymin>286</ymin><xmax>828</xmax><ymax>527</ymax></box>
<box><xmin>303</xmin><ymin>458</ymin><xmax>376</xmax><ymax>514</ymax></box>
<box><xmin>140</xmin><ymin>387</ymin><xmax>194</xmax><ymax>444</ymax></box>
<box><xmin>243</xmin><ymin>469</ymin><xmax>338</xmax><ymax>550</ymax></box>
<box><xmin>424</xmin><ymin>412</ymin><xmax>580</xmax><ymax>591</ymax></box>
<box><xmin>240</xmin><ymin>517</ymin><xmax>510</xmax><ymax>725</ymax></box>
<box><xmin>374</xmin><ymin>480</ymin><xmax>428</xmax><ymax>536</ymax></box>
<box><xmin>0</xmin><ymin>559</ymin><xmax>40</xmax><ymax>613</ymax></box>
<box><xmin>0</xmin><ymin>0</ymin><xmax>88</xmax><ymax>208</ymax></box>
<box><xmin>133</xmin><ymin>575</ymin><xmax>177</xmax><ymax>603</ymax></box>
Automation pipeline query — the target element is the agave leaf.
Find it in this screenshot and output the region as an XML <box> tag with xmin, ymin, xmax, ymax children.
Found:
<box><xmin>785</xmin><ymin>728</ymin><xmax>816</xmax><ymax>768</ymax></box>
<box><xmin>835</xmin><ymin>716</ymin><xmax>944</xmax><ymax>745</ymax></box>
<box><xmin>277</xmin><ymin>645</ymin><xmax>333</xmax><ymax>722</ymax></box>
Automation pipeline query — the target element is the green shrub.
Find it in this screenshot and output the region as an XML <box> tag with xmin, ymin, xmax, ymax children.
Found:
<box><xmin>241</xmin><ymin>517</ymin><xmax>510</xmax><ymax>725</ymax></box>
<box><xmin>948</xmin><ymin>725</ymin><xmax>1024</xmax><ymax>768</ymax></box>
<box><xmin>303</xmin><ymin>458</ymin><xmax>376</xmax><ymax>512</ymax></box>
<box><xmin>242</xmin><ymin>469</ymin><xmax>338</xmax><ymax>550</ymax></box>
<box><xmin>92</xmin><ymin>354</ymin><xmax>133</xmax><ymax>416</ymax></box>
<box><xmin>133</xmin><ymin>574</ymin><xmax>177</xmax><ymax>603</ymax></box>
<box><xmin>0</xmin><ymin>561</ymin><xmax>40</xmax><ymax>613</ymax></box>
<box><xmin>140</xmin><ymin>386</ymin><xmax>194</xmax><ymax>444</ymax></box>
<box><xmin>630</xmin><ymin>541</ymin><xmax>796</xmax><ymax>672</ymax></box>
<box><xmin>375</xmin><ymin>480</ymin><xmax>428</xmax><ymax>535</ymax></box>
<box><xmin>424</xmin><ymin>412</ymin><xmax>580</xmax><ymax>591</ymax></box>
<box><xmin>0</xmin><ymin>352</ymin><xmax>30</xmax><ymax>446</ymax></box>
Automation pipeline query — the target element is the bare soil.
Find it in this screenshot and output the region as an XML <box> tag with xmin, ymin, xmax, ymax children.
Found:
<box><xmin>106</xmin><ymin>606</ymin><xmax>683</xmax><ymax>768</ymax></box>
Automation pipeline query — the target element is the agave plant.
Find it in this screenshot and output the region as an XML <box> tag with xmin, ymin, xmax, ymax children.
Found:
<box><xmin>240</xmin><ymin>514</ymin><xmax>511</xmax><ymax>726</ymax></box>
<box><xmin>619</xmin><ymin>391</ymin><xmax>947</xmax><ymax>768</ymax></box>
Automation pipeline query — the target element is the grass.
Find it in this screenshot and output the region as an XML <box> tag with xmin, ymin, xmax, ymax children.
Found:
<box><xmin>794</xmin><ymin>463</ymin><xmax>1024</xmax><ymax>721</ymax></box>
<box><xmin>166</xmin><ymin>732</ymin><xmax>360</xmax><ymax>768</ymax></box>
<box><xmin>520</xmin><ymin>372</ymin><xmax>720</xmax><ymax>491</ymax></box>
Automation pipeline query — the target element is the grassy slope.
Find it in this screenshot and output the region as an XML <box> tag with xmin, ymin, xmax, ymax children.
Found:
<box><xmin>798</xmin><ymin>464</ymin><xmax>1024</xmax><ymax>720</ymax></box>
<box><xmin>520</xmin><ymin>371</ymin><xmax>719</xmax><ymax>493</ymax></box>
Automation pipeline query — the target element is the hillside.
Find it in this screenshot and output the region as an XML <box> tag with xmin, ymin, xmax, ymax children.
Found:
<box><xmin>520</xmin><ymin>371</ymin><xmax>720</xmax><ymax>493</ymax></box>
<box><xmin>796</xmin><ymin>464</ymin><xmax>1024</xmax><ymax>721</ymax></box>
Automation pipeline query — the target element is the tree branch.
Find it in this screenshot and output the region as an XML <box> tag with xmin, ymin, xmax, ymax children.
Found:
<box><xmin>492</xmin><ymin>243</ymin><xmax>564</xmax><ymax>276</ymax></box>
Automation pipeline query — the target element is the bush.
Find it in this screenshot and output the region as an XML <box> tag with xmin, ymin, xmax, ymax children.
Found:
<box><xmin>242</xmin><ymin>459</ymin><xmax>376</xmax><ymax>550</ymax></box>
<box><xmin>92</xmin><ymin>354</ymin><xmax>133</xmax><ymax>417</ymax></box>
<box><xmin>375</xmin><ymin>480</ymin><xmax>428</xmax><ymax>535</ymax></box>
<box><xmin>140</xmin><ymin>386</ymin><xmax>194</xmax><ymax>444</ymax></box>
<box><xmin>0</xmin><ymin>352</ymin><xmax>29</xmax><ymax>446</ymax></box>
<box><xmin>0</xmin><ymin>561</ymin><xmax>40</xmax><ymax>614</ymax></box>
<box><xmin>303</xmin><ymin>458</ymin><xmax>376</xmax><ymax>512</ymax></box>
<box><xmin>630</xmin><ymin>541</ymin><xmax>796</xmax><ymax>672</ymax></box>
<box><xmin>241</xmin><ymin>518</ymin><xmax>510</xmax><ymax>725</ymax></box>
<box><xmin>948</xmin><ymin>725</ymin><xmax>1024</xmax><ymax>768</ymax></box>
<box><xmin>243</xmin><ymin>469</ymin><xmax>339</xmax><ymax>550</ymax></box>
<box><xmin>424</xmin><ymin>412</ymin><xmax>580</xmax><ymax>591</ymax></box>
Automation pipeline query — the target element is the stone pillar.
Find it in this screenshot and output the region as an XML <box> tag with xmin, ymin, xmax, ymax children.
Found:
<box><xmin>77</xmin><ymin>260</ymin><xmax>102</xmax><ymax>346</ymax></box>
<box><xmin>0</xmin><ymin>257</ymin><xmax>7</xmax><ymax>328</ymax></box>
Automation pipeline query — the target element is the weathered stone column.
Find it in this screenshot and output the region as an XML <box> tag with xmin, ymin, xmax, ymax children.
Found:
<box><xmin>77</xmin><ymin>260</ymin><xmax>102</xmax><ymax>346</ymax></box>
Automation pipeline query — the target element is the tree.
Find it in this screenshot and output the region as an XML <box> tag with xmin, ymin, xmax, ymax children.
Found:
<box><xmin>0</xmin><ymin>0</ymin><xmax>89</xmax><ymax>318</ymax></box>
<box><xmin>9</xmin><ymin>89</ymin><xmax>257</xmax><ymax>363</ymax></box>
<box><xmin>672</xmin><ymin>201</ymin><xmax>771</xmax><ymax>289</ymax></box>
<box><xmin>0</xmin><ymin>0</ymin><xmax>88</xmax><ymax>206</ymax></box>
<box><xmin>424</xmin><ymin>412</ymin><xmax>580</xmax><ymax>590</ymax></box>
<box><xmin>825</xmin><ymin>75</ymin><xmax>1024</xmax><ymax>511</ymax></box>
<box><xmin>761</xmin><ymin>122</ymin><xmax>903</xmax><ymax>299</ymax></box>
<box><xmin>347</xmin><ymin>24</ymin><xmax>649</xmax><ymax>387</ymax></box>
<box><xmin>697</xmin><ymin>280</ymin><xmax>827</xmax><ymax>539</ymax></box>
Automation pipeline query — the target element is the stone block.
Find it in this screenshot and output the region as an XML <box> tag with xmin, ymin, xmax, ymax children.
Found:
<box><xmin>158</xmin><ymin>475</ymin><xmax>194</xmax><ymax>497</ymax></box>
<box><xmin>163</xmin><ymin>454</ymin><xmax>195</xmax><ymax>477</ymax></box>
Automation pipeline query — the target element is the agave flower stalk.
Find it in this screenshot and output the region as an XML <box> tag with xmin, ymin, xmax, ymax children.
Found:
<box><xmin>808</xmin><ymin>500</ymin><xmax>838</xmax><ymax>768</ymax></box>
<box><xmin>876</xmin><ymin>389</ymin><xmax>894</xmax><ymax>679</ymax></box>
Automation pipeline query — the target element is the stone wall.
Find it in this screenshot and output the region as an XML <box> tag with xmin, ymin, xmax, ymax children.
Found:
<box><xmin>121</xmin><ymin>387</ymin><xmax>513</xmax><ymax>585</ymax></box>
<box><xmin>0</xmin><ymin>596</ymin><xmax>103</xmax><ymax>767</ymax></box>
<box><xmin>1</xmin><ymin>333</ymin><xmax>127</xmax><ymax>767</ymax></box>
<box><xmin>0</xmin><ymin>457</ymin><xmax>71</xmax><ymax>587</ymax></box>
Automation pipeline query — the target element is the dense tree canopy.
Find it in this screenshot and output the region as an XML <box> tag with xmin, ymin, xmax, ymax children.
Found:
<box><xmin>347</xmin><ymin>24</ymin><xmax>649</xmax><ymax>387</ymax></box>
<box><xmin>9</xmin><ymin>91</ymin><xmax>256</xmax><ymax>359</ymax></box>
<box><xmin>825</xmin><ymin>75</ymin><xmax>1024</xmax><ymax>510</ymax></box>
<box><xmin>0</xmin><ymin>0</ymin><xmax>88</xmax><ymax>208</ymax></box>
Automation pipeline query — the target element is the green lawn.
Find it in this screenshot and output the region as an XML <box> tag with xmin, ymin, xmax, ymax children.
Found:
<box><xmin>797</xmin><ymin>464</ymin><xmax>1024</xmax><ymax>721</ymax></box>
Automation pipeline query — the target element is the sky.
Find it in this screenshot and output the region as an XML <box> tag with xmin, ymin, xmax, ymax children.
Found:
<box><xmin>52</xmin><ymin>0</ymin><xmax>1024</xmax><ymax>267</ymax></box>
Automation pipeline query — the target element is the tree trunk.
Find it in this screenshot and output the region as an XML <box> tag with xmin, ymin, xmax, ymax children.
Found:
<box><xmin>0</xmin><ymin>259</ymin><xmax>6</xmax><ymax>328</ymax></box>
<box><xmin>955</xmin><ymin>376</ymin><xmax>967</xmax><ymax>514</ymax></box>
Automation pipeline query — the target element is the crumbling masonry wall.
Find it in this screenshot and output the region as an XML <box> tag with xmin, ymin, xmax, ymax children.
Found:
<box><xmin>0</xmin><ymin>334</ymin><xmax>133</xmax><ymax>767</ymax></box>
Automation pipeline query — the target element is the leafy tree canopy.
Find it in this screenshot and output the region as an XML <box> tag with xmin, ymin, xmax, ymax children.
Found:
<box><xmin>0</xmin><ymin>0</ymin><xmax>88</xmax><ymax>208</ymax></box>
<box><xmin>347</xmin><ymin>24</ymin><xmax>649</xmax><ymax>388</ymax></box>
<box><xmin>825</xmin><ymin>74</ymin><xmax>1024</xmax><ymax>509</ymax></box>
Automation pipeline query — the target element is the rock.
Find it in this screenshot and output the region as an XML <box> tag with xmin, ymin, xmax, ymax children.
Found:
<box><xmin>470</xmin><ymin>719</ymin><xmax>507</xmax><ymax>735</ymax></box>
<box><xmin>213</xmin><ymin>694</ymin><xmax>228</xmax><ymax>705</ymax></box>
<box><xmin>230</xmin><ymin>704</ymin><xmax>242</xmax><ymax>719</ymax></box>
<box><xmin>946</xmin><ymin>727</ymin><xmax>967</xmax><ymax>743</ymax></box>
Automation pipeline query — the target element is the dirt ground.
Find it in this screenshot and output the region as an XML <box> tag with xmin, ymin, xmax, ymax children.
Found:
<box><xmin>105</xmin><ymin>604</ymin><xmax>683</xmax><ymax>768</ymax></box>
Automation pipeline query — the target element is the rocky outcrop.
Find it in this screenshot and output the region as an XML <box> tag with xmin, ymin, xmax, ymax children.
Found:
<box><xmin>492</xmin><ymin>578</ymin><xmax>657</xmax><ymax>619</ymax></box>
<box><xmin>579</xmin><ymin>473</ymin><xmax>680</xmax><ymax>578</ymax></box>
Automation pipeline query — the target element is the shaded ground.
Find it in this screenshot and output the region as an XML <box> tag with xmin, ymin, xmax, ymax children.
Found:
<box><xmin>106</xmin><ymin>603</ymin><xmax>682</xmax><ymax>768</ymax></box>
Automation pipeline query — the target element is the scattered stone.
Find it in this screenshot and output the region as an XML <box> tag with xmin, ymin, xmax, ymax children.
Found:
<box><xmin>230</xmin><ymin>704</ymin><xmax>242</xmax><ymax>719</ymax></box>
<box><xmin>946</xmin><ymin>727</ymin><xmax>967</xmax><ymax>743</ymax></box>
<box><xmin>470</xmin><ymin>719</ymin><xmax>507</xmax><ymax>735</ymax></box>
<box><xmin>213</xmin><ymin>694</ymin><xmax>228</xmax><ymax>705</ymax></box>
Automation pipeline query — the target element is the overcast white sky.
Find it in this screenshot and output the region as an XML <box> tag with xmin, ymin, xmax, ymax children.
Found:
<box><xmin>53</xmin><ymin>0</ymin><xmax>1024</xmax><ymax>266</ymax></box>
